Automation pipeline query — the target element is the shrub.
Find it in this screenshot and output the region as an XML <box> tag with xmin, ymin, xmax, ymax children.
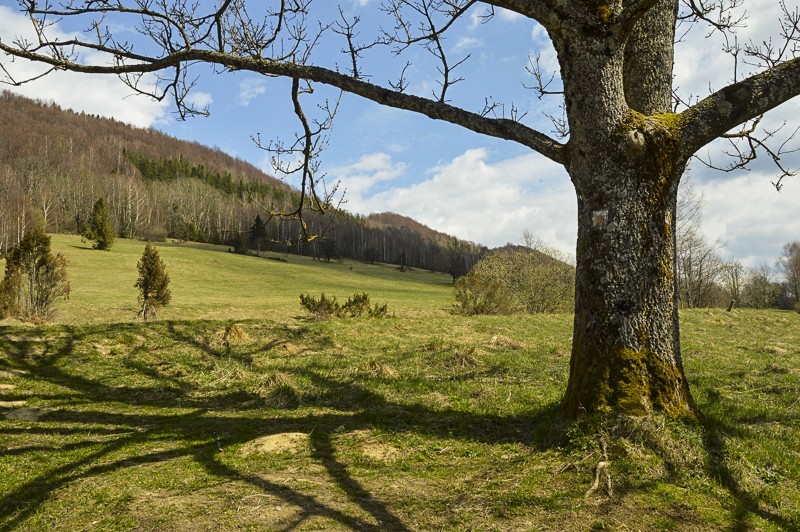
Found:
<box><xmin>79</xmin><ymin>197</ymin><xmax>116</xmax><ymax>250</ymax></box>
<box><xmin>341</xmin><ymin>292</ymin><xmax>388</xmax><ymax>317</ymax></box>
<box><xmin>299</xmin><ymin>292</ymin><xmax>388</xmax><ymax>319</ymax></box>
<box><xmin>0</xmin><ymin>225</ymin><xmax>70</xmax><ymax>321</ymax></box>
<box><xmin>299</xmin><ymin>292</ymin><xmax>340</xmax><ymax>319</ymax></box>
<box><xmin>454</xmin><ymin>245</ymin><xmax>575</xmax><ymax>315</ymax></box>
<box><xmin>135</xmin><ymin>243</ymin><xmax>171</xmax><ymax>321</ymax></box>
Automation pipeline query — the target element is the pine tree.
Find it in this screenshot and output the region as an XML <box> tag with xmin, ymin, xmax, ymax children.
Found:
<box><xmin>80</xmin><ymin>197</ymin><xmax>116</xmax><ymax>250</ymax></box>
<box><xmin>250</xmin><ymin>214</ymin><xmax>267</xmax><ymax>252</ymax></box>
<box><xmin>134</xmin><ymin>243</ymin><xmax>171</xmax><ymax>321</ymax></box>
<box><xmin>0</xmin><ymin>225</ymin><xmax>70</xmax><ymax>321</ymax></box>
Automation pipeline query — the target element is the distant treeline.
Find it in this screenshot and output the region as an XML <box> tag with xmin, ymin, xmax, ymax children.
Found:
<box><xmin>123</xmin><ymin>150</ymin><xmax>286</xmax><ymax>201</ymax></box>
<box><xmin>0</xmin><ymin>91</ymin><xmax>484</xmax><ymax>276</ymax></box>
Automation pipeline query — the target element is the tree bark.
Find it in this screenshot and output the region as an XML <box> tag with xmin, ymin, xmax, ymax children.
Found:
<box><xmin>553</xmin><ymin>1</ymin><xmax>697</xmax><ymax>417</ymax></box>
<box><xmin>565</xmin><ymin>153</ymin><xmax>695</xmax><ymax>416</ymax></box>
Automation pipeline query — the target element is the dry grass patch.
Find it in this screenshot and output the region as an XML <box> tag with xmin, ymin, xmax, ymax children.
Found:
<box><xmin>240</xmin><ymin>432</ymin><xmax>310</xmax><ymax>456</ymax></box>
<box><xmin>205</xmin><ymin>323</ymin><xmax>252</xmax><ymax>348</ymax></box>
<box><xmin>358</xmin><ymin>359</ymin><xmax>398</xmax><ymax>378</ymax></box>
<box><xmin>256</xmin><ymin>372</ymin><xmax>301</xmax><ymax>408</ymax></box>
<box><xmin>488</xmin><ymin>334</ymin><xmax>527</xmax><ymax>349</ymax></box>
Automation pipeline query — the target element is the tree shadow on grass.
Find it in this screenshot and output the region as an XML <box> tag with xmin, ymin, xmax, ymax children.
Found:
<box><xmin>699</xmin><ymin>409</ymin><xmax>797</xmax><ymax>531</ymax></box>
<box><xmin>3</xmin><ymin>322</ymin><xmax>798</xmax><ymax>530</ymax></box>
<box><xmin>0</xmin><ymin>322</ymin><xmax>565</xmax><ymax>531</ymax></box>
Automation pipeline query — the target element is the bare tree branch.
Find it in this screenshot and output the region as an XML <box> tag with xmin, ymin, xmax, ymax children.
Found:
<box><xmin>254</xmin><ymin>77</ymin><xmax>342</xmax><ymax>240</ymax></box>
<box><xmin>0</xmin><ymin>40</ymin><xmax>566</xmax><ymax>162</ymax></box>
<box><xmin>694</xmin><ymin>116</ymin><xmax>800</xmax><ymax>191</ymax></box>
<box><xmin>680</xmin><ymin>55</ymin><xmax>800</xmax><ymax>162</ymax></box>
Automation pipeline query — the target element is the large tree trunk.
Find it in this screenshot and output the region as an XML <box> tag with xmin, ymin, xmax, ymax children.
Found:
<box><xmin>564</xmin><ymin>155</ymin><xmax>696</xmax><ymax>417</ymax></box>
<box><xmin>554</xmin><ymin>1</ymin><xmax>697</xmax><ymax>417</ymax></box>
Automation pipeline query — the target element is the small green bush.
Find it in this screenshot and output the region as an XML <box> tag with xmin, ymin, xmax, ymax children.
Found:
<box><xmin>79</xmin><ymin>197</ymin><xmax>116</xmax><ymax>250</ymax></box>
<box><xmin>0</xmin><ymin>225</ymin><xmax>71</xmax><ymax>322</ymax></box>
<box><xmin>299</xmin><ymin>292</ymin><xmax>340</xmax><ymax>319</ymax></box>
<box><xmin>300</xmin><ymin>292</ymin><xmax>388</xmax><ymax>319</ymax></box>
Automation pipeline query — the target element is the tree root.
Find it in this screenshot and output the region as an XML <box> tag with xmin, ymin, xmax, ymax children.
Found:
<box><xmin>585</xmin><ymin>460</ymin><xmax>613</xmax><ymax>498</ymax></box>
<box><xmin>585</xmin><ymin>437</ymin><xmax>613</xmax><ymax>498</ymax></box>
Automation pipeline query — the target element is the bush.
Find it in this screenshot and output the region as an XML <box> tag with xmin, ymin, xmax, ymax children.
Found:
<box><xmin>300</xmin><ymin>292</ymin><xmax>388</xmax><ymax>319</ymax></box>
<box><xmin>299</xmin><ymin>292</ymin><xmax>340</xmax><ymax>319</ymax></box>
<box><xmin>454</xmin><ymin>246</ymin><xmax>575</xmax><ymax>315</ymax></box>
<box><xmin>0</xmin><ymin>226</ymin><xmax>70</xmax><ymax>321</ymax></box>
<box><xmin>135</xmin><ymin>243</ymin><xmax>171</xmax><ymax>321</ymax></box>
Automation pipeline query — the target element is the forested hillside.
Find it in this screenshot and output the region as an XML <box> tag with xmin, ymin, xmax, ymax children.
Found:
<box><xmin>0</xmin><ymin>91</ymin><xmax>484</xmax><ymax>273</ymax></box>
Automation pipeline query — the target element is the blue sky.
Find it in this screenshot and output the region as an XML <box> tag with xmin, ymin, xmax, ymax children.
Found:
<box><xmin>1</xmin><ymin>0</ymin><xmax>799</xmax><ymax>270</ymax></box>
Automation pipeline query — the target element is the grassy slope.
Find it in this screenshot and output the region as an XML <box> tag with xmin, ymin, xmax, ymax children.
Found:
<box><xmin>1</xmin><ymin>236</ymin><xmax>799</xmax><ymax>530</ymax></box>
<box><xmin>46</xmin><ymin>234</ymin><xmax>454</xmax><ymax>323</ymax></box>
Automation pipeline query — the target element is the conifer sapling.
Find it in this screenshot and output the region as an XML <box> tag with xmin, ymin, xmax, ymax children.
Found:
<box><xmin>80</xmin><ymin>197</ymin><xmax>116</xmax><ymax>250</ymax></box>
<box><xmin>135</xmin><ymin>243</ymin><xmax>171</xmax><ymax>321</ymax></box>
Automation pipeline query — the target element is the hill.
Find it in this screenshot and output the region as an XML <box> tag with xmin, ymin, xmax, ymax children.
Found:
<box><xmin>0</xmin><ymin>91</ymin><xmax>484</xmax><ymax>274</ymax></box>
<box><xmin>367</xmin><ymin>212</ymin><xmax>453</xmax><ymax>242</ymax></box>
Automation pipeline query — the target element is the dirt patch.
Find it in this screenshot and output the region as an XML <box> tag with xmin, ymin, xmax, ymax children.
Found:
<box><xmin>488</xmin><ymin>334</ymin><xmax>527</xmax><ymax>349</ymax></box>
<box><xmin>206</xmin><ymin>324</ymin><xmax>252</xmax><ymax>348</ymax></box>
<box><xmin>362</xmin><ymin>442</ymin><xmax>401</xmax><ymax>462</ymax></box>
<box><xmin>0</xmin><ymin>384</ymin><xmax>16</xmax><ymax>390</ymax></box>
<box><xmin>240</xmin><ymin>432</ymin><xmax>310</xmax><ymax>456</ymax></box>
<box><xmin>341</xmin><ymin>429</ymin><xmax>402</xmax><ymax>462</ymax></box>
<box><xmin>3</xmin><ymin>406</ymin><xmax>52</xmax><ymax>421</ymax></box>
<box><xmin>92</xmin><ymin>342</ymin><xmax>117</xmax><ymax>355</ymax></box>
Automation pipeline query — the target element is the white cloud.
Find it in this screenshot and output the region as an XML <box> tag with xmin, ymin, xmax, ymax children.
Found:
<box><xmin>333</xmin><ymin>147</ymin><xmax>798</xmax><ymax>268</ymax></box>
<box><xmin>238</xmin><ymin>78</ymin><xmax>267</xmax><ymax>106</ymax></box>
<box><xmin>471</xmin><ymin>6</ymin><xmax>525</xmax><ymax>29</ymax></box>
<box><xmin>338</xmin><ymin>148</ymin><xmax>576</xmax><ymax>252</ymax></box>
<box><xmin>694</xmin><ymin>172</ymin><xmax>800</xmax><ymax>268</ymax></box>
<box><xmin>0</xmin><ymin>6</ymin><xmax>169</xmax><ymax>127</ymax></box>
<box><xmin>329</xmin><ymin>153</ymin><xmax>408</xmax><ymax>202</ymax></box>
<box><xmin>186</xmin><ymin>91</ymin><xmax>213</xmax><ymax>111</ymax></box>
<box><xmin>497</xmin><ymin>8</ymin><xmax>525</xmax><ymax>22</ymax></box>
<box><xmin>674</xmin><ymin>0</ymin><xmax>788</xmax><ymax>103</ymax></box>
<box><xmin>453</xmin><ymin>36</ymin><xmax>482</xmax><ymax>53</ymax></box>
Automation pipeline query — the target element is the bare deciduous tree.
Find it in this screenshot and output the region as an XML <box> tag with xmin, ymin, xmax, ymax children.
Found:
<box><xmin>675</xmin><ymin>176</ymin><xmax>726</xmax><ymax>308</ymax></box>
<box><xmin>3</xmin><ymin>0</ymin><xmax>800</xmax><ymax>416</ymax></box>
<box><xmin>720</xmin><ymin>259</ymin><xmax>745</xmax><ymax>308</ymax></box>
<box><xmin>778</xmin><ymin>241</ymin><xmax>800</xmax><ymax>309</ymax></box>
<box><xmin>741</xmin><ymin>263</ymin><xmax>780</xmax><ymax>309</ymax></box>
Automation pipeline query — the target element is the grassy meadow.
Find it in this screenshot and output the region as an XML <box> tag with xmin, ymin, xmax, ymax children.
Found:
<box><xmin>1</xmin><ymin>235</ymin><xmax>799</xmax><ymax>530</ymax></box>
<box><xmin>46</xmin><ymin>234</ymin><xmax>455</xmax><ymax>323</ymax></box>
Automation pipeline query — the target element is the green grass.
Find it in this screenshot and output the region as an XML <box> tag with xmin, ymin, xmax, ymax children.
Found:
<box><xmin>44</xmin><ymin>234</ymin><xmax>455</xmax><ymax>323</ymax></box>
<box><xmin>1</xmin><ymin>237</ymin><xmax>799</xmax><ymax>530</ymax></box>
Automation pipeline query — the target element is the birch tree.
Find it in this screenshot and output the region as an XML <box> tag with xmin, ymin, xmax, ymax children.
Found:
<box><xmin>3</xmin><ymin>0</ymin><xmax>800</xmax><ymax>417</ymax></box>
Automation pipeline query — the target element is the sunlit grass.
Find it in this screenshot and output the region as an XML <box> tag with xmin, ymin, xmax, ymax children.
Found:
<box><xmin>1</xmin><ymin>238</ymin><xmax>799</xmax><ymax>529</ymax></box>
<box><xmin>45</xmin><ymin>234</ymin><xmax>455</xmax><ymax>323</ymax></box>
<box><xmin>1</xmin><ymin>309</ymin><xmax>799</xmax><ymax>529</ymax></box>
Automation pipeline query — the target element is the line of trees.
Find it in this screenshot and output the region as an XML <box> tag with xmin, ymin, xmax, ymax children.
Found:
<box><xmin>0</xmin><ymin>91</ymin><xmax>483</xmax><ymax>276</ymax></box>
<box><xmin>0</xmin><ymin>224</ymin><xmax>171</xmax><ymax>322</ymax></box>
<box><xmin>676</xmin><ymin>179</ymin><xmax>799</xmax><ymax>311</ymax></box>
